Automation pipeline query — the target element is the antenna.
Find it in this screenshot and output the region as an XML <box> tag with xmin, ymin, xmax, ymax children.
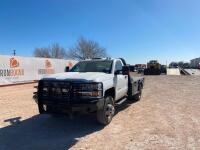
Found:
<box><xmin>13</xmin><ymin>50</ymin><xmax>16</xmax><ymax>56</ymax></box>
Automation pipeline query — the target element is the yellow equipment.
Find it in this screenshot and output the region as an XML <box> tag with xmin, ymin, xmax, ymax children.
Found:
<box><xmin>144</xmin><ymin>60</ymin><xmax>161</xmax><ymax>75</ymax></box>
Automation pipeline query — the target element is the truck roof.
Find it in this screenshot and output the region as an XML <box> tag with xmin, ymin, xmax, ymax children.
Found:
<box><xmin>83</xmin><ymin>57</ymin><xmax>113</xmax><ymax>61</ymax></box>
<box><xmin>81</xmin><ymin>57</ymin><xmax>127</xmax><ymax>65</ymax></box>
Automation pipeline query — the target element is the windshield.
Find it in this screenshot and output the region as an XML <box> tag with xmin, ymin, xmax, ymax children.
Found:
<box><xmin>70</xmin><ymin>60</ymin><xmax>113</xmax><ymax>73</ymax></box>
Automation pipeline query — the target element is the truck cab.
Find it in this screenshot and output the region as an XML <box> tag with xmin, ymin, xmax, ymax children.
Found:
<box><xmin>36</xmin><ymin>58</ymin><xmax>144</xmax><ymax>125</ymax></box>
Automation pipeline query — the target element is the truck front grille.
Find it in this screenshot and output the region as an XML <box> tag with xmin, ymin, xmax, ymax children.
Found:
<box><xmin>39</xmin><ymin>80</ymin><xmax>71</xmax><ymax>101</ymax></box>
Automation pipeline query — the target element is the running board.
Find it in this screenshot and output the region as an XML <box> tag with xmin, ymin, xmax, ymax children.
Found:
<box><xmin>115</xmin><ymin>97</ymin><xmax>127</xmax><ymax>106</ymax></box>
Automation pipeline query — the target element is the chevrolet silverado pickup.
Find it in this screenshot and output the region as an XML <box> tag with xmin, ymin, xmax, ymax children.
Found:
<box><xmin>35</xmin><ymin>58</ymin><xmax>144</xmax><ymax>125</ymax></box>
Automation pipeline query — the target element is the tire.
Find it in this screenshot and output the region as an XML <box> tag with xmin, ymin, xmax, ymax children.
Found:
<box><xmin>134</xmin><ymin>91</ymin><xmax>142</xmax><ymax>101</ymax></box>
<box><xmin>97</xmin><ymin>96</ymin><xmax>115</xmax><ymax>125</ymax></box>
<box><xmin>134</xmin><ymin>83</ymin><xmax>142</xmax><ymax>101</ymax></box>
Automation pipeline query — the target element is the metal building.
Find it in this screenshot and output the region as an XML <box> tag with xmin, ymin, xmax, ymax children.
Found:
<box><xmin>190</xmin><ymin>57</ymin><xmax>200</xmax><ymax>68</ymax></box>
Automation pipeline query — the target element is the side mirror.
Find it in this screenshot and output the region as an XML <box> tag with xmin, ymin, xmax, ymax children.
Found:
<box><xmin>65</xmin><ymin>66</ymin><xmax>69</xmax><ymax>72</ymax></box>
<box><xmin>122</xmin><ymin>66</ymin><xmax>130</xmax><ymax>75</ymax></box>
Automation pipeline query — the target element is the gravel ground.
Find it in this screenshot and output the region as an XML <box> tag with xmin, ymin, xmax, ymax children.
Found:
<box><xmin>0</xmin><ymin>76</ymin><xmax>200</xmax><ymax>150</ymax></box>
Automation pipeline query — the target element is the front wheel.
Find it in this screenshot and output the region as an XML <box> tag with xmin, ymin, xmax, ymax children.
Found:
<box><xmin>97</xmin><ymin>96</ymin><xmax>115</xmax><ymax>125</ymax></box>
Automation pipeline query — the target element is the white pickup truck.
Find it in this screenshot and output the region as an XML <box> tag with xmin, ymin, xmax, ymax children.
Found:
<box><xmin>35</xmin><ymin>58</ymin><xmax>144</xmax><ymax>125</ymax></box>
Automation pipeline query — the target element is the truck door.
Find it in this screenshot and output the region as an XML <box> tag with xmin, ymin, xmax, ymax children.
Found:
<box><xmin>114</xmin><ymin>60</ymin><xmax>128</xmax><ymax>100</ymax></box>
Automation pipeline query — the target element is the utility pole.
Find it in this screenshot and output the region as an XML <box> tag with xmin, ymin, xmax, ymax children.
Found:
<box><xmin>13</xmin><ymin>50</ymin><xmax>16</xmax><ymax>56</ymax></box>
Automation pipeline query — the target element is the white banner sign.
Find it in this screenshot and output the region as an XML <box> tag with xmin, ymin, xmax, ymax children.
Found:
<box><xmin>0</xmin><ymin>55</ymin><xmax>77</xmax><ymax>85</ymax></box>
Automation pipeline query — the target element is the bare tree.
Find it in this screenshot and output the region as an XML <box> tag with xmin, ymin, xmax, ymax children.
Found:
<box><xmin>67</xmin><ymin>37</ymin><xmax>107</xmax><ymax>60</ymax></box>
<box><xmin>34</xmin><ymin>43</ymin><xmax>66</xmax><ymax>59</ymax></box>
<box><xmin>34</xmin><ymin>48</ymin><xmax>50</xmax><ymax>58</ymax></box>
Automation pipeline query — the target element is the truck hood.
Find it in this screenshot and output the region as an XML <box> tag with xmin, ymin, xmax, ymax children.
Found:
<box><xmin>42</xmin><ymin>72</ymin><xmax>113</xmax><ymax>82</ymax></box>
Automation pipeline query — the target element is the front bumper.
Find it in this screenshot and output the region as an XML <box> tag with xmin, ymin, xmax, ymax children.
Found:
<box><xmin>38</xmin><ymin>97</ymin><xmax>105</xmax><ymax>113</ymax></box>
<box><xmin>37</xmin><ymin>80</ymin><xmax>105</xmax><ymax>113</ymax></box>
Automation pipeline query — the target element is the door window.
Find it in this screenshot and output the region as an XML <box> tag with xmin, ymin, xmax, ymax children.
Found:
<box><xmin>114</xmin><ymin>61</ymin><xmax>123</xmax><ymax>73</ymax></box>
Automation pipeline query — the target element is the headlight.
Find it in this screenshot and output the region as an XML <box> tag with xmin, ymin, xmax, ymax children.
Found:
<box><xmin>73</xmin><ymin>83</ymin><xmax>103</xmax><ymax>97</ymax></box>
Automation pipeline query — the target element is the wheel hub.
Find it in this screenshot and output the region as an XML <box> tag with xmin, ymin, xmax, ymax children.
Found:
<box><xmin>105</xmin><ymin>104</ymin><xmax>115</xmax><ymax>119</ymax></box>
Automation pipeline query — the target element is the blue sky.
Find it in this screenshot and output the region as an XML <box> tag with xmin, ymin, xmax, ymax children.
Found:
<box><xmin>0</xmin><ymin>0</ymin><xmax>200</xmax><ymax>64</ymax></box>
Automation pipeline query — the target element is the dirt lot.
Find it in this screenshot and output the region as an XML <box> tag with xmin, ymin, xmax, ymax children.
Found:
<box><xmin>0</xmin><ymin>76</ymin><xmax>200</xmax><ymax>150</ymax></box>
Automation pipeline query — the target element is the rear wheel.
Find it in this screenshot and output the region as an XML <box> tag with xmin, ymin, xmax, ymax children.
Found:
<box><xmin>134</xmin><ymin>83</ymin><xmax>142</xmax><ymax>101</ymax></box>
<box><xmin>97</xmin><ymin>96</ymin><xmax>115</xmax><ymax>125</ymax></box>
<box><xmin>133</xmin><ymin>91</ymin><xmax>142</xmax><ymax>101</ymax></box>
